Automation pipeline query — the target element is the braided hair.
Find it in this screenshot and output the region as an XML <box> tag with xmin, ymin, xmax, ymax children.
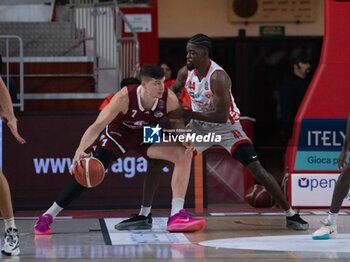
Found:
<box><xmin>188</xmin><ymin>33</ymin><xmax>213</xmax><ymax>58</ymax></box>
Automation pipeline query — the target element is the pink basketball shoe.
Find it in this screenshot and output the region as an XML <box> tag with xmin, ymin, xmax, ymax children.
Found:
<box><xmin>167</xmin><ymin>209</ymin><xmax>206</xmax><ymax>232</ymax></box>
<box><xmin>34</xmin><ymin>214</ymin><xmax>53</xmax><ymax>235</ymax></box>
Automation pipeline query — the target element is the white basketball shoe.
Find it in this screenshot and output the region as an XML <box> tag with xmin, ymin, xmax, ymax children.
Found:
<box><xmin>312</xmin><ymin>220</ymin><xmax>337</xmax><ymax>240</ymax></box>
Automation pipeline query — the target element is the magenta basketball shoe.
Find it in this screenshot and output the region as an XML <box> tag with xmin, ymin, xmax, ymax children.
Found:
<box><xmin>167</xmin><ymin>209</ymin><xmax>206</xmax><ymax>232</ymax></box>
<box><xmin>34</xmin><ymin>214</ymin><xmax>53</xmax><ymax>235</ymax></box>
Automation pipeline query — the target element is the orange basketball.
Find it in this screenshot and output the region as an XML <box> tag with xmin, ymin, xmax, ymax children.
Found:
<box><xmin>245</xmin><ymin>184</ymin><xmax>274</xmax><ymax>208</ymax></box>
<box><xmin>244</xmin><ymin>184</ymin><xmax>258</xmax><ymax>206</ymax></box>
<box><xmin>73</xmin><ymin>157</ymin><xmax>105</xmax><ymax>188</ymax></box>
<box><xmin>253</xmin><ymin>185</ymin><xmax>274</xmax><ymax>208</ymax></box>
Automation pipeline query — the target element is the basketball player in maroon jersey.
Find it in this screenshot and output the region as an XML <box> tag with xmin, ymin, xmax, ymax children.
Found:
<box><xmin>34</xmin><ymin>64</ymin><xmax>205</xmax><ymax>235</ymax></box>
<box><xmin>0</xmin><ymin>77</ymin><xmax>25</xmax><ymax>256</ymax></box>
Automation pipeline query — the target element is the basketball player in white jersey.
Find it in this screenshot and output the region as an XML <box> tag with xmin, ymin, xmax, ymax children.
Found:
<box><xmin>170</xmin><ymin>33</ymin><xmax>308</xmax><ymax>230</ymax></box>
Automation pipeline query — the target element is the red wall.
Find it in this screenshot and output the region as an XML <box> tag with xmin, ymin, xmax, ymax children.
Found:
<box><xmin>286</xmin><ymin>0</ymin><xmax>350</xmax><ymax>207</ymax></box>
<box><xmin>287</xmin><ymin>0</ymin><xmax>350</xmax><ymax>173</ymax></box>
<box><xmin>121</xmin><ymin>0</ymin><xmax>159</xmax><ymax>65</ymax></box>
<box><xmin>298</xmin><ymin>0</ymin><xmax>350</xmax><ymax>120</ymax></box>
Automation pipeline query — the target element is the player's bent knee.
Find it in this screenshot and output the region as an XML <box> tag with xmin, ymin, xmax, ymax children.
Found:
<box><xmin>171</xmin><ymin>150</ymin><xmax>192</xmax><ymax>165</ymax></box>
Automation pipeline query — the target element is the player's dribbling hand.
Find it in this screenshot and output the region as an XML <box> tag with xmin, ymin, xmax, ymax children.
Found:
<box><xmin>71</xmin><ymin>149</ymin><xmax>89</xmax><ymax>174</ymax></box>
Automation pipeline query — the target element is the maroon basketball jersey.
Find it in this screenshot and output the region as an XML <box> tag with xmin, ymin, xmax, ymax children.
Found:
<box><xmin>107</xmin><ymin>84</ymin><xmax>168</xmax><ymax>138</ymax></box>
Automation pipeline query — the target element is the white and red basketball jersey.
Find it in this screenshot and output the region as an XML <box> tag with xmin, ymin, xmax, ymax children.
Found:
<box><xmin>185</xmin><ymin>60</ymin><xmax>241</xmax><ymax>124</ymax></box>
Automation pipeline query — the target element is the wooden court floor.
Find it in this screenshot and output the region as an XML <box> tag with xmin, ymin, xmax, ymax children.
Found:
<box><xmin>1</xmin><ymin>204</ymin><xmax>350</xmax><ymax>262</ymax></box>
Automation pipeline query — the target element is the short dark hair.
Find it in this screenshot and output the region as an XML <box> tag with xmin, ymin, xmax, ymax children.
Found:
<box><xmin>188</xmin><ymin>33</ymin><xmax>213</xmax><ymax>58</ymax></box>
<box><xmin>140</xmin><ymin>64</ymin><xmax>164</xmax><ymax>80</ymax></box>
<box><xmin>120</xmin><ymin>77</ymin><xmax>140</xmax><ymax>87</ymax></box>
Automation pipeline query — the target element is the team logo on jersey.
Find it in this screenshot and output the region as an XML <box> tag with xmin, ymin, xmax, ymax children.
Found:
<box><xmin>154</xmin><ymin>111</ymin><xmax>164</xmax><ymax>118</ymax></box>
<box><xmin>143</xmin><ymin>124</ymin><xmax>161</xmax><ymax>144</ymax></box>
<box><xmin>158</xmin><ymin>99</ymin><xmax>165</xmax><ymax>109</ymax></box>
<box><xmin>193</xmin><ymin>93</ymin><xmax>204</xmax><ymax>100</ymax></box>
<box><xmin>204</xmin><ymin>91</ymin><xmax>212</xmax><ymax>99</ymax></box>
<box><xmin>123</xmin><ymin>120</ymin><xmax>149</xmax><ymax>129</ymax></box>
<box><xmin>204</xmin><ymin>82</ymin><xmax>209</xmax><ymax>90</ymax></box>
<box><xmin>188</xmin><ymin>81</ymin><xmax>195</xmax><ymax>90</ymax></box>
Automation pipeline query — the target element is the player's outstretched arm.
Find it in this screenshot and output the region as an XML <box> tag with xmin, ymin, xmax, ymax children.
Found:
<box><xmin>72</xmin><ymin>87</ymin><xmax>129</xmax><ymax>166</ymax></box>
<box><xmin>338</xmin><ymin>114</ymin><xmax>350</xmax><ymax>170</ymax></box>
<box><xmin>166</xmin><ymin>89</ymin><xmax>185</xmax><ymax>123</ymax></box>
<box><xmin>170</xmin><ymin>66</ymin><xmax>187</xmax><ymax>98</ymax></box>
<box><xmin>0</xmin><ymin>77</ymin><xmax>25</xmax><ymax>144</ymax></box>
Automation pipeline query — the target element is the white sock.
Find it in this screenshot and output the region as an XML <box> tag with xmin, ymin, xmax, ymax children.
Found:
<box><xmin>44</xmin><ymin>202</ymin><xmax>63</xmax><ymax>219</ymax></box>
<box><xmin>139</xmin><ymin>206</ymin><xmax>151</xmax><ymax>217</ymax></box>
<box><xmin>4</xmin><ymin>217</ymin><xmax>16</xmax><ymax>230</ymax></box>
<box><xmin>285</xmin><ymin>208</ymin><xmax>296</xmax><ymax>217</ymax></box>
<box><xmin>327</xmin><ymin>212</ymin><xmax>338</xmax><ymax>225</ymax></box>
<box><xmin>170</xmin><ymin>198</ymin><xmax>184</xmax><ymax>216</ymax></box>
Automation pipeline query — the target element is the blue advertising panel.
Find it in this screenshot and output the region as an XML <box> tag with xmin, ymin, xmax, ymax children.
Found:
<box><xmin>295</xmin><ymin>119</ymin><xmax>349</xmax><ymax>170</ymax></box>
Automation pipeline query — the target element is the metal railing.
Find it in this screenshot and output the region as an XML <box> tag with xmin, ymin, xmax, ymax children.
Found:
<box><xmin>0</xmin><ymin>35</ymin><xmax>24</xmax><ymax>111</ymax></box>
<box><xmin>118</xmin><ymin>11</ymin><xmax>140</xmax><ymax>80</ymax></box>
<box><xmin>70</xmin><ymin>0</ymin><xmax>139</xmax><ymax>92</ymax></box>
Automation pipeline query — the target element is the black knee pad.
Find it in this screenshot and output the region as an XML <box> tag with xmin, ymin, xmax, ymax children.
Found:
<box><xmin>92</xmin><ymin>146</ymin><xmax>116</xmax><ymax>170</ymax></box>
<box><xmin>232</xmin><ymin>143</ymin><xmax>259</xmax><ymax>166</ymax></box>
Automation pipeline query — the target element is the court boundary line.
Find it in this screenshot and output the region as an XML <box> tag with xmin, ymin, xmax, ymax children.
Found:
<box><xmin>99</xmin><ymin>218</ymin><xmax>112</xmax><ymax>245</ymax></box>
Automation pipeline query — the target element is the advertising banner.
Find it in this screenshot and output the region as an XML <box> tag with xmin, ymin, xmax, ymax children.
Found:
<box><xmin>294</xmin><ymin>119</ymin><xmax>348</xmax><ymax>171</ymax></box>
<box><xmin>286</xmin><ymin>0</ymin><xmax>350</xmax><ymax>208</ymax></box>
<box><xmin>290</xmin><ymin>173</ymin><xmax>350</xmax><ymax>207</ymax></box>
<box><xmin>3</xmin><ymin>115</ymin><xmax>194</xmax><ymax>210</ymax></box>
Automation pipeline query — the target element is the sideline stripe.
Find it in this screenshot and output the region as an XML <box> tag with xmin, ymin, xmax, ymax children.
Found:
<box><xmin>99</xmin><ymin>218</ymin><xmax>112</xmax><ymax>245</ymax></box>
